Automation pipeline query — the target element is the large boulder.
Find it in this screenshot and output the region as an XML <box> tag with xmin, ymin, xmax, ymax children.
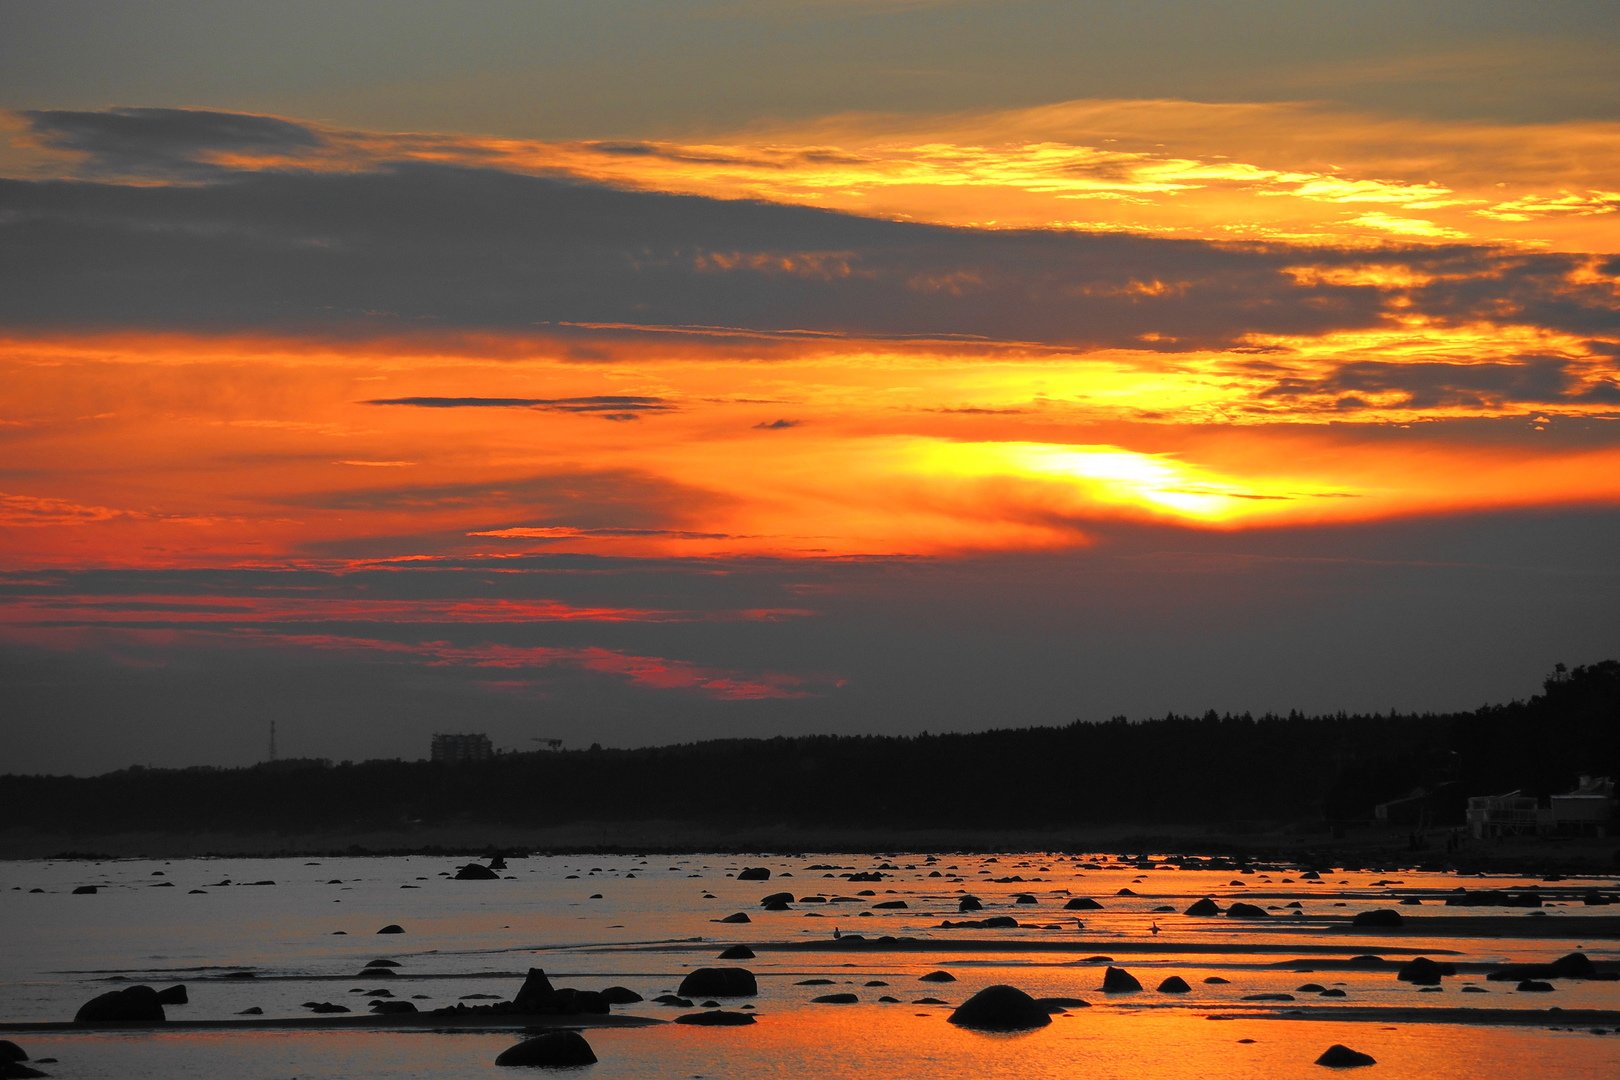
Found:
<box><xmin>1226</xmin><ymin>902</ymin><xmax>1269</xmax><ymax>919</ymax></box>
<box><xmin>1184</xmin><ymin>897</ymin><xmax>1221</xmax><ymax>916</ymax></box>
<box><xmin>736</xmin><ymin>867</ymin><xmax>771</xmax><ymax>881</ymax></box>
<box><xmin>1102</xmin><ymin>966</ymin><xmax>1142</xmax><ymax>993</ymax></box>
<box><xmin>600</xmin><ymin>986</ymin><xmax>643</xmax><ymax>1005</ymax></box>
<box><xmin>0</xmin><ymin>1043</ymin><xmax>26</xmax><ymax>1063</ymax></box>
<box><xmin>154</xmin><ymin>985</ymin><xmax>188</xmax><ymax>1005</ymax></box>
<box><xmin>495</xmin><ymin>1032</ymin><xmax>597</xmax><ymax>1067</ymax></box>
<box><xmin>958</xmin><ymin>896</ymin><xmax>983</xmax><ymax>912</ymax></box>
<box><xmin>1064</xmin><ymin>897</ymin><xmax>1103</xmax><ymax>910</ymax></box>
<box><xmin>947</xmin><ymin>985</ymin><xmax>1051</xmax><ymax>1031</ymax></box>
<box><xmin>454</xmin><ymin>863</ymin><xmax>500</xmax><ymax>881</ymax></box>
<box><xmin>1157</xmin><ymin>976</ymin><xmax>1191</xmax><ymax>994</ymax></box>
<box><xmin>1316</xmin><ymin>1044</ymin><xmax>1376</xmax><ymax>1068</ymax></box>
<box><xmin>677</xmin><ymin>968</ymin><xmax>758</xmax><ymax>997</ymax></box>
<box><xmin>760</xmin><ymin>892</ymin><xmax>795</xmax><ymax>908</ymax></box>
<box><xmin>74</xmin><ymin>985</ymin><xmax>165</xmax><ymax>1023</ymax></box>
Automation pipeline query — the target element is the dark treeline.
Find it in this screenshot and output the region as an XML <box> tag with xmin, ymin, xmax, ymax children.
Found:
<box><xmin>7</xmin><ymin>662</ymin><xmax>1617</xmax><ymax>837</ymax></box>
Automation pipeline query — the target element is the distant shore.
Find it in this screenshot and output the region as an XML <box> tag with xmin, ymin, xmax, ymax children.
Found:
<box><xmin>1</xmin><ymin>821</ymin><xmax>1616</xmax><ymax>873</ymax></box>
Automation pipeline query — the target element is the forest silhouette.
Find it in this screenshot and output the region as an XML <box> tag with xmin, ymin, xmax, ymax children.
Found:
<box><xmin>8</xmin><ymin>662</ymin><xmax>1616</xmax><ymax>839</ymax></box>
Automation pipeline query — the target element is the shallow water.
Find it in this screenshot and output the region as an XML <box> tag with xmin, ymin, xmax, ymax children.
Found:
<box><xmin>4</xmin><ymin>852</ymin><xmax>1619</xmax><ymax>1078</ymax></box>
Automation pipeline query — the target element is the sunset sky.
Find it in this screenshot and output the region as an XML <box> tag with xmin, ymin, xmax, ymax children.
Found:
<box><xmin>4</xmin><ymin>1</ymin><xmax>1618</xmax><ymax>775</ymax></box>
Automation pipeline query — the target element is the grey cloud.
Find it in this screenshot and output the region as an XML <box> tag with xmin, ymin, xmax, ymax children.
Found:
<box><xmin>1262</xmin><ymin>356</ymin><xmax>1620</xmax><ymax>410</ymax></box>
<box><xmin>2</xmin><ymin>107</ymin><xmax>1613</xmax><ymax>353</ymax></box>
<box><xmin>20</xmin><ymin>107</ymin><xmax>323</xmax><ymax>180</ymax></box>
<box><xmin>365</xmin><ymin>395</ymin><xmax>675</xmax><ymax>418</ymax></box>
<box><xmin>752</xmin><ymin>418</ymin><xmax>802</xmax><ymax>429</ymax></box>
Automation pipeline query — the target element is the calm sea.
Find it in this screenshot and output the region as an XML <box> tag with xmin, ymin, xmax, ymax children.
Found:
<box><xmin>4</xmin><ymin>852</ymin><xmax>1619</xmax><ymax>1078</ymax></box>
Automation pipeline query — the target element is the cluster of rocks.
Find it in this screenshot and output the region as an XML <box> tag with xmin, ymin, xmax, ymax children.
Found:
<box><xmin>432</xmin><ymin>968</ymin><xmax>638</xmax><ymax>1018</ymax></box>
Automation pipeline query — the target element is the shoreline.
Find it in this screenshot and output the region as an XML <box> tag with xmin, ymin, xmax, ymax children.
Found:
<box><xmin>3</xmin><ymin>822</ymin><xmax>1617</xmax><ymax>874</ymax></box>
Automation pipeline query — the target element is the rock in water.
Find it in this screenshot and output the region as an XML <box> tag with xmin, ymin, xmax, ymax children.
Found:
<box><xmin>74</xmin><ymin>986</ymin><xmax>165</xmax><ymax>1023</ymax></box>
<box><xmin>715</xmin><ymin>912</ymin><xmax>751</xmax><ymax>924</ymax></box>
<box><xmin>1102</xmin><ymin>967</ymin><xmax>1143</xmax><ymax>993</ymax></box>
<box><xmin>0</xmin><ymin>1042</ymin><xmax>26</xmax><ymax>1063</ymax></box>
<box><xmin>675</xmin><ymin>1010</ymin><xmax>756</xmax><ymax>1025</ymax></box>
<box><xmin>513</xmin><ymin>968</ymin><xmax>557</xmax><ymax>1011</ymax></box>
<box><xmin>369</xmin><ymin>1000</ymin><xmax>418</xmax><ymax>1014</ymax></box>
<box><xmin>919</xmin><ymin>970</ymin><xmax>957</xmax><ymax>983</ymax></box>
<box><xmin>958</xmin><ymin>896</ymin><xmax>983</xmax><ymax>912</ymax></box>
<box><xmin>1157</xmin><ymin>976</ymin><xmax>1191</xmax><ymax>993</ymax></box>
<box><xmin>947</xmin><ymin>985</ymin><xmax>1052</xmax><ymax>1031</ymax></box>
<box><xmin>154</xmin><ymin>985</ymin><xmax>188</xmax><ymax>1005</ymax></box>
<box><xmin>1351</xmin><ymin>909</ymin><xmax>1403</xmax><ymax>928</ymax></box>
<box><xmin>495</xmin><ymin>1031</ymin><xmax>597</xmax><ymax>1067</ymax></box>
<box><xmin>1397</xmin><ymin>957</ymin><xmax>1453</xmax><ymax>985</ymax></box>
<box><xmin>1064</xmin><ymin>897</ymin><xmax>1103</xmax><ymax>910</ymax></box>
<box><xmin>677</xmin><ymin>968</ymin><xmax>758</xmax><ymax>997</ymax></box>
<box><xmin>718</xmin><ymin>945</ymin><xmax>755</xmax><ymax>960</ymax></box>
<box><xmin>454</xmin><ymin>863</ymin><xmax>500</xmax><ymax>880</ymax></box>
<box><xmin>1226</xmin><ymin>902</ymin><xmax>1269</xmax><ymax>919</ymax></box>
<box><xmin>1315</xmin><ymin>1044</ymin><xmax>1376</xmax><ymax>1068</ymax></box>
<box><xmin>1184</xmin><ymin>897</ymin><xmax>1221</xmax><ymax>916</ymax></box>
<box><xmin>812</xmin><ymin>993</ymin><xmax>858</xmax><ymax>1004</ymax></box>
<box><xmin>376</xmin><ymin>924</ymin><xmax>405</xmax><ymax>934</ymax></box>
<box><xmin>736</xmin><ymin>867</ymin><xmax>771</xmax><ymax>881</ymax></box>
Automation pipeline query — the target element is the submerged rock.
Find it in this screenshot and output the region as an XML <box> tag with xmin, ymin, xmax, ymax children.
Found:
<box><xmin>495</xmin><ymin>1031</ymin><xmax>597</xmax><ymax>1067</ymax></box>
<box><xmin>1397</xmin><ymin>957</ymin><xmax>1454</xmax><ymax>985</ymax></box>
<box><xmin>919</xmin><ymin>970</ymin><xmax>957</xmax><ymax>983</ymax></box>
<box><xmin>811</xmin><ymin>993</ymin><xmax>858</xmax><ymax>1004</ymax></box>
<box><xmin>675</xmin><ymin>1010</ymin><xmax>755</xmax><ymax>1025</ymax></box>
<box><xmin>1351</xmin><ymin>909</ymin><xmax>1403</xmax><ymax>928</ymax></box>
<box><xmin>369</xmin><ymin>1000</ymin><xmax>418</xmax><ymax>1014</ymax></box>
<box><xmin>947</xmin><ymin>985</ymin><xmax>1051</xmax><ymax>1031</ymax></box>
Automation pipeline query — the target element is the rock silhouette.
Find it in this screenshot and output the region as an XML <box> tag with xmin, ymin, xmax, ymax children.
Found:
<box><xmin>1102</xmin><ymin>967</ymin><xmax>1142</xmax><ymax>993</ymax></box>
<box><xmin>495</xmin><ymin>1031</ymin><xmax>597</xmax><ymax>1067</ymax></box>
<box><xmin>74</xmin><ymin>986</ymin><xmax>165</xmax><ymax>1023</ymax></box>
<box><xmin>947</xmin><ymin>985</ymin><xmax>1051</xmax><ymax>1031</ymax></box>
<box><xmin>677</xmin><ymin>968</ymin><xmax>758</xmax><ymax>997</ymax></box>
<box><xmin>1315</xmin><ymin>1044</ymin><xmax>1376</xmax><ymax>1067</ymax></box>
